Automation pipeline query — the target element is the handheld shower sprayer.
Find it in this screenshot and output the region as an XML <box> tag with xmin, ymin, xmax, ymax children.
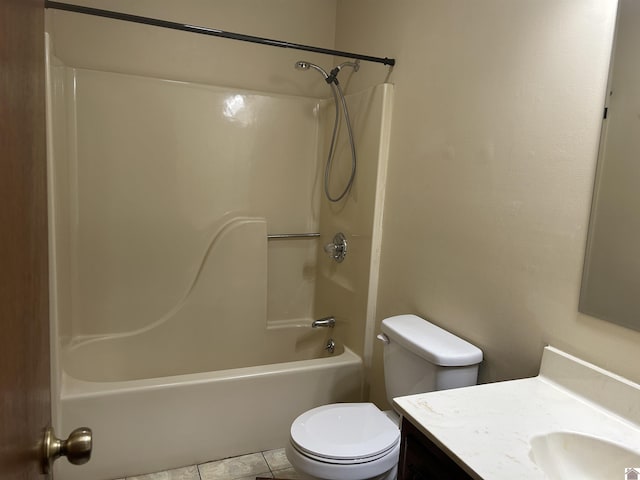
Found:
<box><xmin>294</xmin><ymin>59</ymin><xmax>359</xmax><ymax>202</ymax></box>
<box><xmin>294</xmin><ymin>61</ymin><xmax>329</xmax><ymax>80</ymax></box>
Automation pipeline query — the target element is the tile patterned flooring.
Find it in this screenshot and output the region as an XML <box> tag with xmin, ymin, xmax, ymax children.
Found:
<box><xmin>112</xmin><ymin>448</ymin><xmax>303</xmax><ymax>480</ymax></box>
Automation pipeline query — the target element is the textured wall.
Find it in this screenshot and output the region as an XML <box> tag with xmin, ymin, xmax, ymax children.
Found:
<box><xmin>46</xmin><ymin>0</ymin><xmax>337</xmax><ymax>97</ymax></box>
<box><xmin>334</xmin><ymin>0</ymin><xmax>640</xmax><ymax>407</ymax></box>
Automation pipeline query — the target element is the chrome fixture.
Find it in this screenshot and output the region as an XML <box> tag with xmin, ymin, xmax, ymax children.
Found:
<box><xmin>294</xmin><ymin>60</ymin><xmax>359</xmax><ymax>202</ymax></box>
<box><xmin>267</xmin><ymin>232</ymin><xmax>320</xmax><ymax>240</ymax></box>
<box><xmin>294</xmin><ymin>60</ymin><xmax>360</xmax><ymax>84</ymax></box>
<box><xmin>41</xmin><ymin>426</ymin><xmax>93</xmax><ymax>474</ymax></box>
<box><xmin>324</xmin><ymin>232</ymin><xmax>347</xmax><ymax>263</ymax></box>
<box><xmin>294</xmin><ymin>61</ymin><xmax>330</xmax><ymax>79</ymax></box>
<box><xmin>325</xmin><ymin>338</ymin><xmax>336</xmax><ymax>354</ymax></box>
<box><xmin>376</xmin><ymin>333</ymin><xmax>390</xmax><ymax>345</ymax></box>
<box><xmin>312</xmin><ymin>316</ymin><xmax>336</xmax><ymax>328</ymax></box>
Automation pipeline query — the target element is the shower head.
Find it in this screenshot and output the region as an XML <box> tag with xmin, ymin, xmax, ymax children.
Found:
<box><xmin>294</xmin><ymin>60</ymin><xmax>330</xmax><ymax>80</ymax></box>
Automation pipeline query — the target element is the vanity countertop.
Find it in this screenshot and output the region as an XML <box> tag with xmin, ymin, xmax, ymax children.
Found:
<box><xmin>393</xmin><ymin>346</ymin><xmax>640</xmax><ymax>479</ymax></box>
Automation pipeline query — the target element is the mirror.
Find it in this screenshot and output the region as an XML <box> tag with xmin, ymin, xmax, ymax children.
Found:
<box><xmin>579</xmin><ymin>0</ymin><xmax>640</xmax><ymax>331</ymax></box>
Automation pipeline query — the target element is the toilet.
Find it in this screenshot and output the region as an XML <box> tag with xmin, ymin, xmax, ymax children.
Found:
<box><xmin>286</xmin><ymin>314</ymin><xmax>483</xmax><ymax>480</ymax></box>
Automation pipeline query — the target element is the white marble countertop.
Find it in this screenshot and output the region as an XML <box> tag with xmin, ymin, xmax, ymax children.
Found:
<box><xmin>393</xmin><ymin>346</ymin><xmax>640</xmax><ymax>479</ymax></box>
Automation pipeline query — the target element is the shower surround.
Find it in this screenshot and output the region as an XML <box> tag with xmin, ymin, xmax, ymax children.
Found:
<box><xmin>47</xmin><ymin>45</ymin><xmax>392</xmax><ymax>478</ymax></box>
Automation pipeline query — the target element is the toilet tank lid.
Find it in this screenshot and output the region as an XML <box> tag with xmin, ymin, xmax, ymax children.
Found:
<box><xmin>381</xmin><ymin>314</ymin><xmax>482</xmax><ymax>367</ymax></box>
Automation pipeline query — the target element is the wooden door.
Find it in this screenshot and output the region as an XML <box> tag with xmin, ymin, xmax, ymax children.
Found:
<box><xmin>0</xmin><ymin>0</ymin><xmax>51</xmax><ymax>478</ymax></box>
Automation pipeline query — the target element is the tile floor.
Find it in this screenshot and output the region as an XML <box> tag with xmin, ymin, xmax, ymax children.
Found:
<box><xmin>111</xmin><ymin>448</ymin><xmax>303</xmax><ymax>480</ymax></box>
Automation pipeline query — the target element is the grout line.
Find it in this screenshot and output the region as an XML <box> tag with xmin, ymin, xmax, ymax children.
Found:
<box><xmin>261</xmin><ymin>451</ymin><xmax>273</xmax><ymax>475</ymax></box>
<box><xmin>121</xmin><ymin>450</ymin><xmax>284</xmax><ymax>480</ymax></box>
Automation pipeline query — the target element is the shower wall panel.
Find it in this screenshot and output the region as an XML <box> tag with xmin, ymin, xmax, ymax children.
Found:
<box><xmin>313</xmin><ymin>84</ymin><xmax>393</xmax><ymax>362</ymax></box>
<box><xmin>52</xmin><ymin>67</ymin><xmax>322</xmax><ymax>339</ymax></box>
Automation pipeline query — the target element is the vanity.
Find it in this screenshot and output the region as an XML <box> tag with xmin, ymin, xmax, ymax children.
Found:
<box><xmin>394</xmin><ymin>346</ymin><xmax>640</xmax><ymax>479</ymax></box>
<box><xmin>397</xmin><ymin>415</ymin><xmax>474</xmax><ymax>479</ymax></box>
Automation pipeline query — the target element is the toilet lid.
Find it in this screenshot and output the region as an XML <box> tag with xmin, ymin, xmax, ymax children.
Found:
<box><xmin>290</xmin><ymin>403</ymin><xmax>400</xmax><ymax>461</ymax></box>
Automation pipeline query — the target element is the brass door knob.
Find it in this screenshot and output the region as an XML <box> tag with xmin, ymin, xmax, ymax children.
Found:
<box><xmin>41</xmin><ymin>426</ymin><xmax>92</xmax><ymax>474</ymax></box>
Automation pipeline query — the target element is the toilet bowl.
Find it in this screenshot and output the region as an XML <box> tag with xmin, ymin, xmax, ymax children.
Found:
<box><xmin>286</xmin><ymin>403</ymin><xmax>400</xmax><ymax>480</ymax></box>
<box><xmin>287</xmin><ymin>314</ymin><xmax>483</xmax><ymax>480</ymax></box>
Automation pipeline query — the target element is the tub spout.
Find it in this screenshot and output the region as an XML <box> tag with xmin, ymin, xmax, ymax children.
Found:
<box><xmin>312</xmin><ymin>316</ymin><xmax>335</xmax><ymax>328</ymax></box>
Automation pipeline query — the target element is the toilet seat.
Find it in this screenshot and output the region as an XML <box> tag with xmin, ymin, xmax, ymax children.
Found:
<box><xmin>286</xmin><ymin>441</ymin><xmax>399</xmax><ymax>480</ymax></box>
<box><xmin>290</xmin><ymin>403</ymin><xmax>400</xmax><ymax>464</ymax></box>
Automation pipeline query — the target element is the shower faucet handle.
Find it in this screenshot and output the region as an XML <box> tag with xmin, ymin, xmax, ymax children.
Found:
<box><xmin>323</xmin><ymin>232</ymin><xmax>347</xmax><ymax>263</ymax></box>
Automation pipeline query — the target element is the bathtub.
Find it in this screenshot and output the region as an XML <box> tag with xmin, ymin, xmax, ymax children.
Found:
<box><xmin>52</xmin><ymin>216</ymin><xmax>366</xmax><ymax>480</ymax></box>
<box><xmin>56</xmin><ymin>340</ymin><xmax>362</xmax><ymax>480</ymax></box>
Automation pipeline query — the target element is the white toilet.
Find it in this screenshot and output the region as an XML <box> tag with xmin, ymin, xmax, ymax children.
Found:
<box><xmin>286</xmin><ymin>314</ymin><xmax>483</xmax><ymax>480</ymax></box>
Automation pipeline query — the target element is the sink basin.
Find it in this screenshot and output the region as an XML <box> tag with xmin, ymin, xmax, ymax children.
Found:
<box><xmin>530</xmin><ymin>431</ymin><xmax>640</xmax><ymax>479</ymax></box>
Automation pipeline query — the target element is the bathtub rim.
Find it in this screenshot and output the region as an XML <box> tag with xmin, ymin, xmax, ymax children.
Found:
<box><xmin>61</xmin><ymin>345</ymin><xmax>361</xmax><ymax>398</ymax></box>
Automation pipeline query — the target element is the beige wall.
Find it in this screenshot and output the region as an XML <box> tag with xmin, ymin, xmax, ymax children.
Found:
<box><xmin>47</xmin><ymin>0</ymin><xmax>337</xmax><ymax>98</ymax></box>
<box><xmin>335</xmin><ymin>0</ymin><xmax>640</xmax><ymax>407</ymax></box>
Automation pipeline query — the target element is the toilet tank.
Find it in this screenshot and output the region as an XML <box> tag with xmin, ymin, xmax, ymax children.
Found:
<box><xmin>380</xmin><ymin>315</ymin><xmax>483</xmax><ymax>406</ymax></box>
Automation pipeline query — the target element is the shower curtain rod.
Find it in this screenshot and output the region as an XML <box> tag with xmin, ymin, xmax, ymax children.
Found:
<box><xmin>44</xmin><ymin>1</ymin><xmax>396</xmax><ymax>67</ymax></box>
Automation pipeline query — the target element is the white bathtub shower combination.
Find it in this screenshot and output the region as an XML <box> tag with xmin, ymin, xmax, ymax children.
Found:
<box><xmin>47</xmin><ymin>33</ymin><xmax>392</xmax><ymax>479</ymax></box>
